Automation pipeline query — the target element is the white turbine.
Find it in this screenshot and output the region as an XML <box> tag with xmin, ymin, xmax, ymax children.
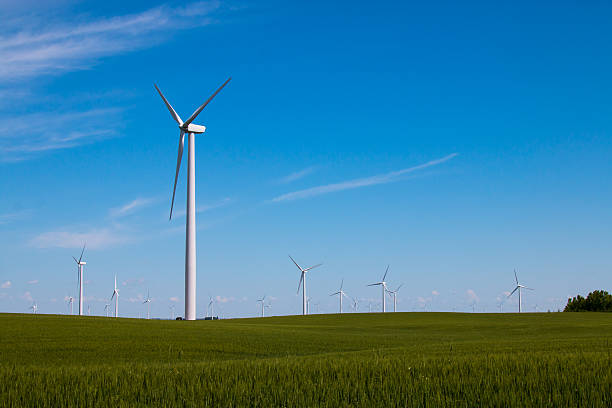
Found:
<box><xmin>72</xmin><ymin>244</ymin><xmax>86</xmax><ymax>316</ymax></box>
<box><xmin>143</xmin><ymin>290</ymin><xmax>152</xmax><ymax>319</ymax></box>
<box><xmin>507</xmin><ymin>269</ymin><xmax>533</xmax><ymax>313</ymax></box>
<box><xmin>256</xmin><ymin>295</ymin><xmax>270</xmax><ymax>318</ymax></box>
<box><xmin>306</xmin><ymin>297</ymin><xmax>311</xmax><ymax>315</ymax></box>
<box><xmin>289</xmin><ymin>255</ymin><xmax>322</xmax><ymax>316</ymax></box>
<box><xmin>110</xmin><ymin>274</ymin><xmax>119</xmax><ymax>318</ymax></box>
<box><xmin>350</xmin><ymin>297</ymin><xmax>359</xmax><ymax>312</ymax></box>
<box><xmin>104</xmin><ymin>303</ymin><xmax>110</xmax><ymax>317</ymax></box>
<box><xmin>386</xmin><ymin>284</ymin><xmax>403</xmax><ymax>312</ymax></box>
<box><xmin>155</xmin><ymin>78</ymin><xmax>231</xmax><ymax>321</ymax></box>
<box><xmin>67</xmin><ymin>296</ymin><xmax>74</xmax><ymax>315</ymax></box>
<box><xmin>330</xmin><ymin>279</ymin><xmax>349</xmax><ymax>314</ymax></box>
<box><xmin>368</xmin><ymin>265</ymin><xmax>390</xmax><ymax>313</ymax></box>
<box><xmin>208</xmin><ymin>296</ymin><xmax>215</xmax><ymax>318</ymax></box>
<box><xmin>169</xmin><ymin>304</ymin><xmax>175</xmax><ymax>320</ymax></box>
<box><xmin>29</xmin><ymin>302</ymin><xmax>38</xmax><ymax>314</ymax></box>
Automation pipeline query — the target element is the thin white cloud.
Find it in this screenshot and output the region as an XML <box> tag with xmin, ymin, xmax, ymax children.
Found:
<box><xmin>432</xmin><ymin>290</ymin><xmax>439</xmax><ymax>296</ymax></box>
<box><xmin>27</xmin><ymin>280</ymin><xmax>38</xmax><ymax>285</ymax></box>
<box><xmin>172</xmin><ymin>198</ymin><xmax>232</xmax><ymax>218</ymax></box>
<box><xmin>110</xmin><ymin>198</ymin><xmax>155</xmax><ymax>218</ymax></box>
<box><xmin>278</xmin><ymin>167</ymin><xmax>317</xmax><ymax>184</ymax></box>
<box><xmin>21</xmin><ymin>291</ymin><xmax>33</xmax><ymax>302</ymax></box>
<box><xmin>466</xmin><ymin>289</ymin><xmax>479</xmax><ymax>303</ymax></box>
<box><xmin>169</xmin><ymin>296</ymin><xmax>180</xmax><ymax>303</ymax></box>
<box><xmin>0</xmin><ymin>210</ymin><xmax>31</xmax><ymax>224</ymax></box>
<box><xmin>0</xmin><ymin>1</ymin><xmax>222</xmax><ymax>81</ymax></box>
<box><xmin>215</xmin><ymin>295</ymin><xmax>234</xmax><ymax>304</ymax></box>
<box><xmin>1</xmin><ymin>281</ymin><xmax>11</xmax><ymax>289</ymax></box>
<box><xmin>271</xmin><ymin>153</ymin><xmax>458</xmax><ymax>202</ymax></box>
<box><xmin>30</xmin><ymin>228</ymin><xmax>128</xmax><ymax>249</ymax></box>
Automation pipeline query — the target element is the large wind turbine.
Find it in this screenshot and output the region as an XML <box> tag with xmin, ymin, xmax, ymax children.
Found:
<box><xmin>110</xmin><ymin>275</ymin><xmax>119</xmax><ymax>318</ymax></box>
<box><xmin>155</xmin><ymin>78</ymin><xmax>231</xmax><ymax>321</ymax></box>
<box><xmin>289</xmin><ymin>255</ymin><xmax>322</xmax><ymax>315</ymax></box>
<box><xmin>507</xmin><ymin>269</ymin><xmax>533</xmax><ymax>313</ymax></box>
<box><xmin>72</xmin><ymin>244</ymin><xmax>86</xmax><ymax>316</ymax></box>
<box><xmin>143</xmin><ymin>290</ymin><xmax>152</xmax><ymax>319</ymax></box>
<box><xmin>368</xmin><ymin>265</ymin><xmax>390</xmax><ymax>313</ymax></box>
<box><xmin>386</xmin><ymin>284</ymin><xmax>403</xmax><ymax>312</ymax></box>
<box><xmin>330</xmin><ymin>279</ymin><xmax>349</xmax><ymax>314</ymax></box>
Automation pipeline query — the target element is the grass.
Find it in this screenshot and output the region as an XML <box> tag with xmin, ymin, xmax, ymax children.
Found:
<box><xmin>0</xmin><ymin>312</ymin><xmax>611</xmax><ymax>407</ymax></box>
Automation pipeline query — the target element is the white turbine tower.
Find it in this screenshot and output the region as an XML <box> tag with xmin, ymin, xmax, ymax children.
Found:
<box><xmin>110</xmin><ymin>275</ymin><xmax>119</xmax><ymax>318</ymax></box>
<box><xmin>67</xmin><ymin>296</ymin><xmax>74</xmax><ymax>315</ymax></box>
<box><xmin>350</xmin><ymin>297</ymin><xmax>359</xmax><ymax>312</ymax></box>
<box><xmin>155</xmin><ymin>78</ymin><xmax>231</xmax><ymax>321</ymax></box>
<box><xmin>72</xmin><ymin>244</ymin><xmax>86</xmax><ymax>316</ymax></box>
<box><xmin>104</xmin><ymin>303</ymin><xmax>110</xmax><ymax>317</ymax></box>
<box><xmin>289</xmin><ymin>255</ymin><xmax>322</xmax><ymax>316</ymax></box>
<box><xmin>169</xmin><ymin>304</ymin><xmax>175</xmax><ymax>320</ymax></box>
<box><xmin>208</xmin><ymin>296</ymin><xmax>215</xmax><ymax>318</ymax></box>
<box><xmin>368</xmin><ymin>265</ymin><xmax>390</xmax><ymax>313</ymax></box>
<box><xmin>143</xmin><ymin>290</ymin><xmax>152</xmax><ymax>319</ymax></box>
<box><xmin>386</xmin><ymin>284</ymin><xmax>403</xmax><ymax>312</ymax></box>
<box><xmin>30</xmin><ymin>302</ymin><xmax>38</xmax><ymax>314</ymax></box>
<box><xmin>330</xmin><ymin>279</ymin><xmax>349</xmax><ymax>314</ymax></box>
<box><xmin>507</xmin><ymin>269</ymin><xmax>533</xmax><ymax>313</ymax></box>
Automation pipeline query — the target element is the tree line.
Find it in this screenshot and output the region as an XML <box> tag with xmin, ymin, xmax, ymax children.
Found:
<box><xmin>564</xmin><ymin>290</ymin><xmax>612</xmax><ymax>312</ymax></box>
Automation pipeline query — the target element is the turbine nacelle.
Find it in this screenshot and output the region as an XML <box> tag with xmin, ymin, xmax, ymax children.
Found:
<box><xmin>182</xmin><ymin>123</ymin><xmax>206</xmax><ymax>134</ymax></box>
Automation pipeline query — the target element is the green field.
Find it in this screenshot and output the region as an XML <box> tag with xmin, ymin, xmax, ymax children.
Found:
<box><xmin>1</xmin><ymin>312</ymin><xmax>611</xmax><ymax>407</ymax></box>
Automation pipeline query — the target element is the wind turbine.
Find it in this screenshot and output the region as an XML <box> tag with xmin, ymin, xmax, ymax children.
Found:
<box><xmin>110</xmin><ymin>274</ymin><xmax>119</xmax><ymax>318</ymax></box>
<box><xmin>330</xmin><ymin>279</ymin><xmax>349</xmax><ymax>314</ymax></box>
<box><xmin>67</xmin><ymin>296</ymin><xmax>74</xmax><ymax>315</ymax></box>
<box><xmin>507</xmin><ymin>269</ymin><xmax>533</xmax><ymax>313</ymax></box>
<box><xmin>368</xmin><ymin>265</ymin><xmax>390</xmax><ymax>313</ymax></box>
<box><xmin>104</xmin><ymin>303</ymin><xmax>110</xmax><ymax>317</ymax></box>
<box><xmin>386</xmin><ymin>284</ymin><xmax>403</xmax><ymax>312</ymax></box>
<box><xmin>143</xmin><ymin>290</ymin><xmax>152</xmax><ymax>319</ymax></box>
<box><xmin>256</xmin><ymin>295</ymin><xmax>270</xmax><ymax>318</ymax></box>
<box><xmin>289</xmin><ymin>255</ymin><xmax>322</xmax><ymax>315</ymax></box>
<box><xmin>155</xmin><ymin>78</ymin><xmax>231</xmax><ymax>321</ymax></box>
<box><xmin>72</xmin><ymin>244</ymin><xmax>86</xmax><ymax>316</ymax></box>
<box><xmin>29</xmin><ymin>302</ymin><xmax>38</xmax><ymax>314</ymax></box>
<box><xmin>306</xmin><ymin>297</ymin><xmax>311</xmax><ymax>315</ymax></box>
<box><xmin>350</xmin><ymin>297</ymin><xmax>359</xmax><ymax>312</ymax></box>
<box><xmin>169</xmin><ymin>304</ymin><xmax>175</xmax><ymax>320</ymax></box>
<box><xmin>208</xmin><ymin>296</ymin><xmax>215</xmax><ymax>318</ymax></box>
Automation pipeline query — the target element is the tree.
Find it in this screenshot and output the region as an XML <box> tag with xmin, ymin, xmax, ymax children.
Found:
<box><xmin>564</xmin><ymin>290</ymin><xmax>612</xmax><ymax>312</ymax></box>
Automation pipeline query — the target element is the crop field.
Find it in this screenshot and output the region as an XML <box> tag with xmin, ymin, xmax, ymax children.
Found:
<box><xmin>0</xmin><ymin>312</ymin><xmax>611</xmax><ymax>407</ymax></box>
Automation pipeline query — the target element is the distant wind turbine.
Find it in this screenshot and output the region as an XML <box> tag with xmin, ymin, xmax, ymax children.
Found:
<box><xmin>104</xmin><ymin>303</ymin><xmax>110</xmax><ymax>317</ymax></box>
<box><xmin>350</xmin><ymin>297</ymin><xmax>359</xmax><ymax>312</ymax></box>
<box><xmin>368</xmin><ymin>265</ymin><xmax>390</xmax><ymax>313</ymax></box>
<box><xmin>29</xmin><ymin>302</ymin><xmax>38</xmax><ymax>314</ymax></box>
<box><xmin>256</xmin><ymin>295</ymin><xmax>270</xmax><ymax>317</ymax></box>
<box><xmin>155</xmin><ymin>78</ymin><xmax>231</xmax><ymax>321</ymax></box>
<box><xmin>110</xmin><ymin>274</ymin><xmax>119</xmax><ymax>318</ymax></box>
<box><xmin>507</xmin><ymin>269</ymin><xmax>533</xmax><ymax>313</ymax></box>
<box><xmin>386</xmin><ymin>284</ymin><xmax>403</xmax><ymax>312</ymax></box>
<box><xmin>289</xmin><ymin>255</ymin><xmax>322</xmax><ymax>315</ymax></box>
<box><xmin>143</xmin><ymin>290</ymin><xmax>152</xmax><ymax>319</ymax></box>
<box><xmin>330</xmin><ymin>279</ymin><xmax>349</xmax><ymax>314</ymax></box>
<box><xmin>72</xmin><ymin>244</ymin><xmax>86</xmax><ymax>316</ymax></box>
<box><xmin>169</xmin><ymin>304</ymin><xmax>175</xmax><ymax>320</ymax></box>
<box><xmin>67</xmin><ymin>296</ymin><xmax>74</xmax><ymax>315</ymax></box>
<box><xmin>207</xmin><ymin>296</ymin><xmax>215</xmax><ymax>318</ymax></box>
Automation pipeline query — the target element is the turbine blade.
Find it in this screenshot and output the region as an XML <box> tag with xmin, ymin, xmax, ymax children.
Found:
<box><xmin>523</xmin><ymin>286</ymin><xmax>534</xmax><ymax>290</ymax></box>
<box><xmin>297</xmin><ymin>272</ymin><xmax>304</xmax><ymax>294</ymax></box>
<box><xmin>303</xmin><ymin>263</ymin><xmax>322</xmax><ymax>272</ymax></box>
<box><xmin>330</xmin><ymin>291</ymin><xmax>340</xmax><ymax>296</ymax></box>
<box><xmin>72</xmin><ymin>256</ymin><xmax>78</xmax><ymax>264</ymax></box>
<box><xmin>340</xmin><ymin>279</ymin><xmax>344</xmax><ymax>291</ymax></box>
<box><xmin>78</xmin><ymin>244</ymin><xmax>86</xmax><ymax>263</ymax></box>
<box><xmin>514</xmin><ymin>269</ymin><xmax>519</xmax><ymax>285</ymax></box>
<box><xmin>288</xmin><ymin>255</ymin><xmax>303</xmax><ymax>271</ymax></box>
<box><xmin>367</xmin><ymin>283</ymin><xmax>381</xmax><ymax>287</ymax></box>
<box><xmin>382</xmin><ymin>265</ymin><xmax>389</xmax><ymax>281</ymax></box>
<box><xmin>154</xmin><ymin>84</ymin><xmax>183</xmax><ymax>125</ymax></box>
<box><xmin>397</xmin><ymin>283</ymin><xmax>403</xmax><ymax>291</ymax></box>
<box><xmin>169</xmin><ymin>130</ymin><xmax>185</xmax><ymax>220</ymax></box>
<box><xmin>183</xmin><ymin>77</ymin><xmax>231</xmax><ymax>127</ymax></box>
<box><xmin>508</xmin><ymin>286</ymin><xmax>518</xmax><ymax>297</ymax></box>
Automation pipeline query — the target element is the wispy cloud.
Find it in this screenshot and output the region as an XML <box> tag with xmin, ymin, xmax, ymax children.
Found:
<box><xmin>27</xmin><ymin>280</ymin><xmax>38</xmax><ymax>285</ymax></box>
<box><xmin>432</xmin><ymin>290</ymin><xmax>439</xmax><ymax>296</ymax></box>
<box><xmin>271</xmin><ymin>153</ymin><xmax>458</xmax><ymax>203</ymax></box>
<box><xmin>169</xmin><ymin>296</ymin><xmax>180</xmax><ymax>303</ymax></box>
<box><xmin>21</xmin><ymin>291</ymin><xmax>33</xmax><ymax>302</ymax></box>
<box><xmin>110</xmin><ymin>198</ymin><xmax>155</xmax><ymax>218</ymax></box>
<box><xmin>466</xmin><ymin>289</ymin><xmax>479</xmax><ymax>303</ymax></box>
<box><xmin>0</xmin><ymin>1</ymin><xmax>222</xmax><ymax>81</ymax></box>
<box><xmin>172</xmin><ymin>198</ymin><xmax>232</xmax><ymax>218</ymax></box>
<box><xmin>30</xmin><ymin>227</ymin><xmax>128</xmax><ymax>249</ymax></box>
<box><xmin>0</xmin><ymin>108</ymin><xmax>122</xmax><ymax>161</ymax></box>
<box><xmin>0</xmin><ymin>210</ymin><xmax>31</xmax><ymax>224</ymax></box>
<box><xmin>1</xmin><ymin>281</ymin><xmax>11</xmax><ymax>289</ymax></box>
<box><xmin>278</xmin><ymin>167</ymin><xmax>317</xmax><ymax>184</ymax></box>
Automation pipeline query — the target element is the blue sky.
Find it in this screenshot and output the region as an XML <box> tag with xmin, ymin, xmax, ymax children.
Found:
<box><xmin>1</xmin><ymin>0</ymin><xmax>611</xmax><ymax>318</ymax></box>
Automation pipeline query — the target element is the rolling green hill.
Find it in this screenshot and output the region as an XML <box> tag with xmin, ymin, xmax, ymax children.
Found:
<box><xmin>1</xmin><ymin>312</ymin><xmax>611</xmax><ymax>407</ymax></box>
